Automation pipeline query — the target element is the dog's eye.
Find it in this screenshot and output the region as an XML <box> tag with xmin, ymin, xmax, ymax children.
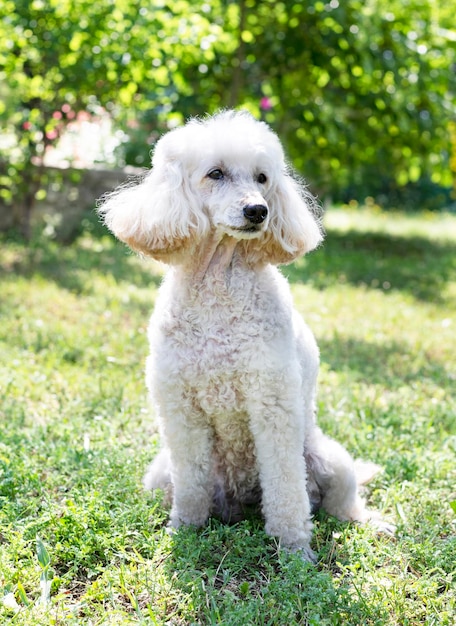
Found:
<box><xmin>208</xmin><ymin>168</ymin><xmax>224</xmax><ymax>180</ymax></box>
<box><xmin>257</xmin><ymin>173</ymin><xmax>267</xmax><ymax>184</ymax></box>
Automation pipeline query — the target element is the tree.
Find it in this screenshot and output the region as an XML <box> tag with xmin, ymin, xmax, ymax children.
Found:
<box><xmin>0</xmin><ymin>0</ymin><xmax>232</xmax><ymax>235</ymax></box>
<box><xmin>211</xmin><ymin>0</ymin><xmax>456</xmax><ymax>201</ymax></box>
<box><xmin>115</xmin><ymin>0</ymin><xmax>456</xmax><ymax>205</ymax></box>
<box><xmin>1</xmin><ymin>0</ymin><xmax>455</xmax><ymax>237</ymax></box>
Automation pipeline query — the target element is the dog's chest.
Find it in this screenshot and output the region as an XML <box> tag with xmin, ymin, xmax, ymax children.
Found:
<box><xmin>167</xmin><ymin>281</ymin><xmax>285</xmax><ymax>372</ymax></box>
<box><xmin>149</xmin><ymin>265</ymin><xmax>294</xmax><ymax>416</ymax></box>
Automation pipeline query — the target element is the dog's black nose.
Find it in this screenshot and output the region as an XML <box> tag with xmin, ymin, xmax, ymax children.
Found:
<box><xmin>243</xmin><ymin>204</ymin><xmax>268</xmax><ymax>224</ymax></box>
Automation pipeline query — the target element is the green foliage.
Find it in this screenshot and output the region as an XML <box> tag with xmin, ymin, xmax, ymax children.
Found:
<box><xmin>1</xmin><ymin>0</ymin><xmax>455</xmax><ymax>236</ymax></box>
<box><xmin>0</xmin><ymin>207</ymin><xmax>455</xmax><ymax>623</ymax></box>
<box><xmin>232</xmin><ymin>0</ymin><xmax>456</xmax><ymax>196</ymax></box>
<box><xmin>0</xmin><ymin>0</ymin><xmax>226</xmax><ymax>233</ymax></box>
<box><xmin>110</xmin><ymin>0</ymin><xmax>456</xmax><ymax>201</ymax></box>
<box><xmin>112</xmin><ymin>0</ymin><xmax>456</xmax><ymax>200</ymax></box>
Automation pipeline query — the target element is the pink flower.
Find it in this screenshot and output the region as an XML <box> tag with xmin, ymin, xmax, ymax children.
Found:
<box><xmin>260</xmin><ymin>97</ymin><xmax>272</xmax><ymax>111</ymax></box>
<box><xmin>46</xmin><ymin>129</ymin><xmax>59</xmax><ymax>140</ymax></box>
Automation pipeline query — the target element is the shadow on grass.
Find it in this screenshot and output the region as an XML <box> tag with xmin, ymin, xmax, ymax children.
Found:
<box><xmin>0</xmin><ymin>230</ymin><xmax>161</xmax><ymax>294</ymax></box>
<box><xmin>157</xmin><ymin>521</ymin><xmax>390</xmax><ymax>625</ymax></box>
<box><xmin>2</xmin><ymin>223</ymin><xmax>454</xmax><ymax>303</ymax></box>
<box><xmin>287</xmin><ymin>229</ymin><xmax>456</xmax><ymax>303</ymax></box>
<box><xmin>318</xmin><ymin>336</ymin><xmax>453</xmax><ymax>393</ymax></box>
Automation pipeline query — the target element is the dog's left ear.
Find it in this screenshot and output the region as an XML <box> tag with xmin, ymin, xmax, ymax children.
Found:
<box><xmin>248</xmin><ymin>173</ymin><xmax>323</xmax><ymax>265</ymax></box>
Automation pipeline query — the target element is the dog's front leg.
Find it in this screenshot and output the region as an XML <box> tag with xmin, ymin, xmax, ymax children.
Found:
<box><xmin>162</xmin><ymin>414</ymin><xmax>214</xmax><ymax>530</ymax></box>
<box><xmin>248</xmin><ymin>385</ymin><xmax>315</xmax><ymax>561</ymax></box>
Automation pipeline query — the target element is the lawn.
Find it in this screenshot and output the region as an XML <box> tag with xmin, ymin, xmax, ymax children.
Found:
<box><xmin>0</xmin><ymin>206</ymin><xmax>455</xmax><ymax>625</ymax></box>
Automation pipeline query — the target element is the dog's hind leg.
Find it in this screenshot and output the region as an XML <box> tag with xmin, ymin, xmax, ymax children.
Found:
<box><xmin>305</xmin><ymin>427</ymin><xmax>369</xmax><ymax>522</ymax></box>
<box><xmin>305</xmin><ymin>427</ymin><xmax>395</xmax><ymax>533</ymax></box>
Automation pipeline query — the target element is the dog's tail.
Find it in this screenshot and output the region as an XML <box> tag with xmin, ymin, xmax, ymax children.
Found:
<box><xmin>353</xmin><ymin>459</ymin><xmax>382</xmax><ymax>486</ymax></box>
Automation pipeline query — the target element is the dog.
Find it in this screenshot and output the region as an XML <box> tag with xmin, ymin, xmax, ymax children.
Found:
<box><xmin>99</xmin><ymin>110</ymin><xmax>390</xmax><ymax>561</ymax></box>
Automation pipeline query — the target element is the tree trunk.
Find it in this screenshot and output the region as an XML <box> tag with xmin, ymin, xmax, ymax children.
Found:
<box><xmin>228</xmin><ymin>0</ymin><xmax>248</xmax><ymax>108</ymax></box>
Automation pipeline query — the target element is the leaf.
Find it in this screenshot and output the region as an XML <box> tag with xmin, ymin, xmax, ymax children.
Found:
<box><xmin>36</xmin><ymin>537</ymin><xmax>51</xmax><ymax>569</ymax></box>
<box><xmin>16</xmin><ymin>582</ymin><xmax>30</xmax><ymax>607</ymax></box>
<box><xmin>239</xmin><ymin>581</ymin><xmax>250</xmax><ymax>596</ymax></box>
<box><xmin>450</xmin><ymin>500</ymin><xmax>456</xmax><ymax>515</ymax></box>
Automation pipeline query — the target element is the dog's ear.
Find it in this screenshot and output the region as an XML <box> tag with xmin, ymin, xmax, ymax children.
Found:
<box><xmin>98</xmin><ymin>134</ymin><xmax>209</xmax><ymax>262</ymax></box>
<box><xmin>245</xmin><ymin>173</ymin><xmax>323</xmax><ymax>265</ymax></box>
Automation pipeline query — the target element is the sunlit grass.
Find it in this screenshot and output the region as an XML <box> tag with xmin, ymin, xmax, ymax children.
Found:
<box><xmin>1</xmin><ymin>206</ymin><xmax>455</xmax><ymax>624</ymax></box>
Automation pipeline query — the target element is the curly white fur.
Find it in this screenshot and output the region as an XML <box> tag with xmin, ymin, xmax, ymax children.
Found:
<box><xmin>99</xmin><ymin>110</ymin><xmax>390</xmax><ymax>561</ymax></box>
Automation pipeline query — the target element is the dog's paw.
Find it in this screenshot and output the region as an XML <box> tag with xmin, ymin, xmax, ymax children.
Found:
<box><xmin>368</xmin><ymin>517</ymin><xmax>396</xmax><ymax>537</ymax></box>
<box><xmin>168</xmin><ymin>507</ymin><xmax>210</xmax><ymax>529</ymax></box>
<box><xmin>166</xmin><ymin>518</ymin><xmax>182</xmax><ymax>535</ymax></box>
<box><xmin>282</xmin><ymin>543</ymin><xmax>317</xmax><ymax>563</ymax></box>
<box><xmin>166</xmin><ymin>521</ymin><xmax>182</xmax><ymax>537</ymax></box>
<box><xmin>359</xmin><ymin>508</ymin><xmax>396</xmax><ymax>536</ymax></box>
<box><xmin>297</xmin><ymin>545</ymin><xmax>317</xmax><ymax>563</ymax></box>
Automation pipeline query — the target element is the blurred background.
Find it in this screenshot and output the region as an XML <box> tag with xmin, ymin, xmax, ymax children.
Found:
<box><xmin>1</xmin><ymin>0</ymin><xmax>455</xmax><ymax>240</ymax></box>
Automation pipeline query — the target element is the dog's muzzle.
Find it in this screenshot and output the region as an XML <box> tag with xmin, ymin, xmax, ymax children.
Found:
<box><xmin>243</xmin><ymin>204</ymin><xmax>268</xmax><ymax>225</ymax></box>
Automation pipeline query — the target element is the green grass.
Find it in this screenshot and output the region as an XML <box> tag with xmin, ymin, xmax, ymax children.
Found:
<box><xmin>1</xmin><ymin>206</ymin><xmax>455</xmax><ymax>625</ymax></box>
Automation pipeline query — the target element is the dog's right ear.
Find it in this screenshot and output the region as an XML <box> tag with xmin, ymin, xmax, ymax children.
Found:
<box><xmin>98</xmin><ymin>133</ymin><xmax>209</xmax><ymax>262</ymax></box>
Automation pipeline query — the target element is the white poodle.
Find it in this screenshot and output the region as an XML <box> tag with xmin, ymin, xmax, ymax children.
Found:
<box><xmin>99</xmin><ymin>110</ymin><xmax>388</xmax><ymax>561</ymax></box>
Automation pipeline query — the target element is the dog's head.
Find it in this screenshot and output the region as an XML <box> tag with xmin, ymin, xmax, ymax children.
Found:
<box><xmin>99</xmin><ymin>110</ymin><xmax>323</xmax><ymax>265</ymax></box>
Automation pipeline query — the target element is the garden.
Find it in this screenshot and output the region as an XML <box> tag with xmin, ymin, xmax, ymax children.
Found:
<box><xmin>1</xmin><ymin>1</ymin><xmax>455</xmax><ymax>623</ymax></box>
